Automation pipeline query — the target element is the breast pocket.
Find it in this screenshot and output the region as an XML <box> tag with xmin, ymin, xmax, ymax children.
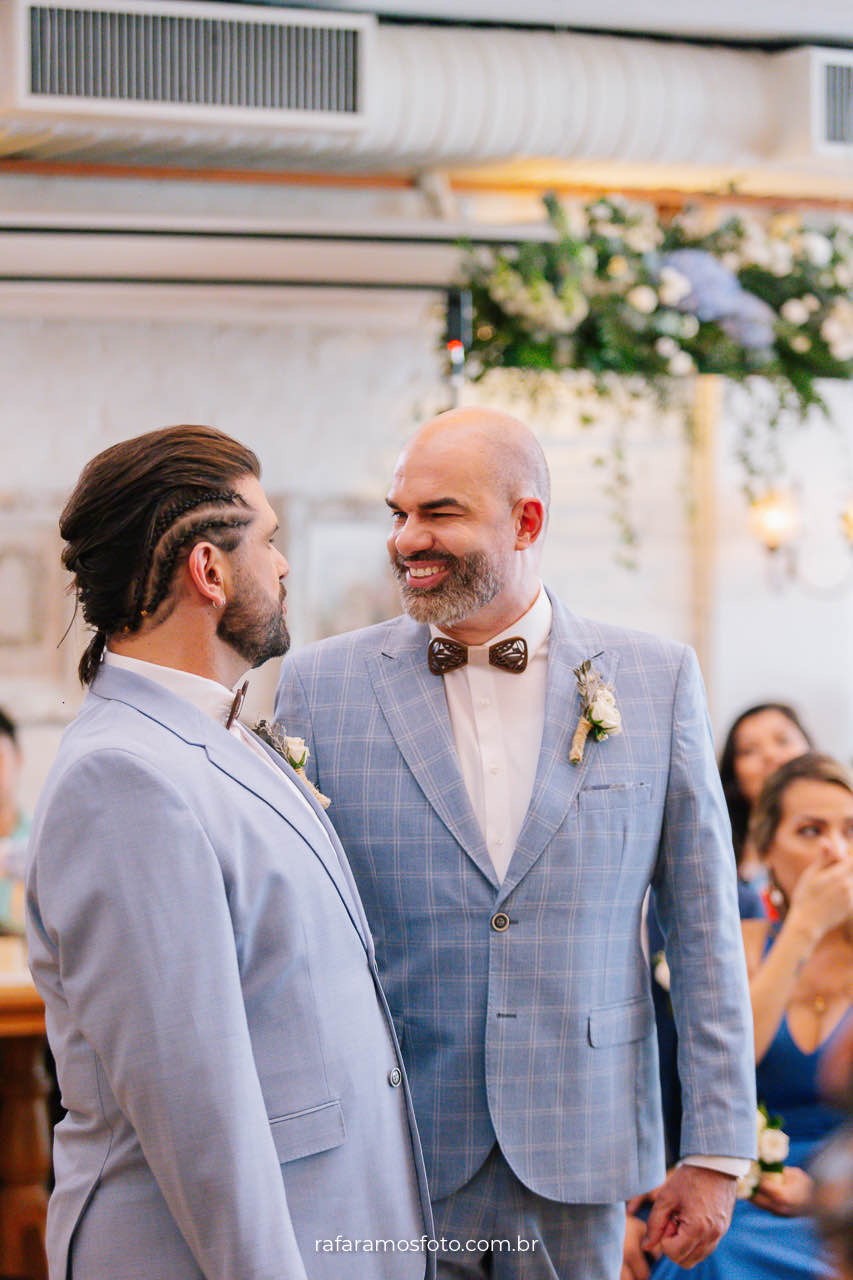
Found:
<box><xmin>578</xmin><ymin>781</ymin><xmax>653</xmax><ymax>811</ymax></box>
<box><xmin>269</xmin><ymin>1099</ymin><xmax>346</xmax><ymax>1164</ymax></box>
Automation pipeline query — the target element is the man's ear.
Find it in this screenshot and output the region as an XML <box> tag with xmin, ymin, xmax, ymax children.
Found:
<box><xmin>186</xmin><ymin>542</ymin><xmax>229</xmax><ymax>608</ymax></box>
<box><xmin>513</xmin><ymin>497</ymin><xmax>546</xmax><ymax>549</ymax></box>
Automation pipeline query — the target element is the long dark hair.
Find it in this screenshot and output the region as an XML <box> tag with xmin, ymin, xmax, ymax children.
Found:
<box><xmin>751</xmin><ymin>752</ymin><xmax>853</xmax><ymax>857</ymax></box>
<box><xmin>719</xmin><ymin>703</ymin><xmax>813</xmax><ymax>865</ymax></box>
<box><xmin>61</xmin><ymin>424</ymin><xmax>260</xmax><ymax>685</ymax></box>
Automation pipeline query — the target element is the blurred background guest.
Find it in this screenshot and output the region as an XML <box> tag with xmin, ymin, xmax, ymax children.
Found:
<box><xmin>650</xmin><ymin>752</ymin><xmax>853</xmax><ymax>1280</ymax></box>
<box><xmin>643</xmin><ymin>701</ymin><xmax>810</xmax><ymax>1165</ymax></box>
<box><xmin>0</xmin><ymin>707</ymin><xmax>29</xmax><ymax>937</ymax></box>
<box><xmin>719</xmin><ymin>703</ymin><xmax>813</xmax><ymax>901</ymax></box>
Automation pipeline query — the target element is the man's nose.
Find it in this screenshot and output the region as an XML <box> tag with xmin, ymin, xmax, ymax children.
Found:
<box><xmin>276</xmin><ymin>551</ymin><xmax>290</xmax><ymax>579</ymax></box>
<box><xmin>392</xmin><ymin>517</ymin><xmax>433</xmax><ymax>557</ymax></box>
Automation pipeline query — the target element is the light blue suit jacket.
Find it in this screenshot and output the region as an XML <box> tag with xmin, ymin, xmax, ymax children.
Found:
<box><xmin>27</xmin><ymin>665</ymin><xmax>433</xmax><ymax>1279</ymax></box>
<box><xmin>275</xmin><ymin>595</ymin><xmax>757</xmax><ymax>1204</ymax></box>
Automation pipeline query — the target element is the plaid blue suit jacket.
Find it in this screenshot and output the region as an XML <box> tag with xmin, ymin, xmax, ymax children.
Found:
<box><xmin>275</xmin><ymin>594</ymin><xmax>757</xmax><ymax>1203</ymax></box>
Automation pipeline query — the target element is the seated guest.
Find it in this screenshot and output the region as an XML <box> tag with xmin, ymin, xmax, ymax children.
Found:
<box><xmin>719</xmin><ymin>703</ymin><xmax>813</xmax><ymax>898</ymax></box>
<box><xmin>650</xmin><ymin>752</ymin><xmax>853</xmax><ymax>1280</ymax></box>
<box><xmin>0</xmin><ymin>708</ymin><xmax>29</xmax><ymax>935</ymax></box>
<box><xmin>643</xmin><ymin>703</ymin><xmax>806</xmax><ymax>1164</ymax></box>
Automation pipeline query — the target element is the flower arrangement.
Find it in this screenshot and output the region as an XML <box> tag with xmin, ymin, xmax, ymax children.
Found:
<box><xmin>736</xmin><ymin>1104</ymin><xmax>791</xmax><ymax>1199</ymax></box>
<box><xmin>451</xmin><ymin>194</ymin><xmax>853</xmax><ymax>531</ymax></box>
<box><xmin>457</xmin><ymin>194</ymin><xmax>853</xmax><ymax>408</ymax></box>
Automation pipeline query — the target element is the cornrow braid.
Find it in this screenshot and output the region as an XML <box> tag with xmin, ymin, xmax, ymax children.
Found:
<box><xmin>128</xmin><ymin>487</ymin><xmax>245</xmax><ymax>630</ymax></box>
<box><xmin>141</xmin><ymin>507</ymin><xmax>251</xmax><ymax>623</ymax></box>
<box><xmin>59</xmin><ymin>424</ymin><xmax>261</xmax><ymax>684</ymax></box>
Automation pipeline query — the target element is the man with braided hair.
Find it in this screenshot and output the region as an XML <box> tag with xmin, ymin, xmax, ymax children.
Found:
<box><xmin>26</xmin><ymin>425</ymin><xmax>433</xmax><ymax>1280</ymax></box>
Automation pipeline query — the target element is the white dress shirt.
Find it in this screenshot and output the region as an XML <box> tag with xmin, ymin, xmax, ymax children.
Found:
<box><xmin>431</xmin><ymin>585</ymin><xmax>551</xmax><ymax>883</ymax></box>
<box><xmin>431</xmin><ymin>587</ymin><xmax>748</xmax><ymax>1181</ymax></box>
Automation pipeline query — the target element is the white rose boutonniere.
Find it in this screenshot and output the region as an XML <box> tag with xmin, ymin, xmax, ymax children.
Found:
<box><xmin>736</xmin><ymin>1105</ymin><xmax>789</xmax><ymax>1199</ymax></box>
<box><xmin>569</xmin><ymin>655</ymin><xmax>622</xmax><ymax>765</ymax></box>
<box><xmin>253</xmin><ymin>720</ymin><xmax>331</xmax><ymax>810</ymax></box>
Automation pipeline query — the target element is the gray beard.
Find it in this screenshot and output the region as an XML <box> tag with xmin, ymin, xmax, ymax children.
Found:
<box><xmin>393</xmin><ymin>550</ymin><xmax>505</xmax><ymax>627</ymax></box>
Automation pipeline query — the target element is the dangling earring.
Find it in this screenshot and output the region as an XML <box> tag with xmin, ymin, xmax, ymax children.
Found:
<box><xmin>766</xmin><ymin>867</ymin><xmax>788</xmax><ymax>918</ymax></box>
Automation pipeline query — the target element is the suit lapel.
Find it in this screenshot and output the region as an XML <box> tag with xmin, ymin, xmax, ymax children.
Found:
<box><xmin>366</xmin><ymin>619</ymin><xmax>500</xmax><ymax>889</ymax></box>
<box><xmin>93</xmin><ymin>664</ymin><xmax>372</xmax><ymax>952</ymax></box>
<box><xmin>498</xmin><ymin>599</ymin><xmax>620</xmax><ymax>902</ymax></box>
<box><xmin>241</xmin><ymin>726</ymin><xmax>375</xmax><ymax>948</ymax></box>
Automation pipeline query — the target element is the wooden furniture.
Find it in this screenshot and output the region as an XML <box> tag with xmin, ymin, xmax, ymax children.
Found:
<box><xmin>0</xmin><ymin>966</ymin><xmax>48</xmax><ymax>1280</ymax></box>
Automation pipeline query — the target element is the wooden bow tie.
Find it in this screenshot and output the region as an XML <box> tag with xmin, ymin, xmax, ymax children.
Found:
<box><xmin>225</xmin><ymin>680</ymin><xmax>249</xmax><ymax>729</ymax></box>
<box><xmin>427</xmin><ymin>636</ymin><xmax>528</xmax><ymax>675</ymax></box>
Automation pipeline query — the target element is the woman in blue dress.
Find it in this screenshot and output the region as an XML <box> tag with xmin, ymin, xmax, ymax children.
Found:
<box><xmin>648</xmin><ymin>752</ymin><xmax>853</xmax><ymax>1280</ymax></box>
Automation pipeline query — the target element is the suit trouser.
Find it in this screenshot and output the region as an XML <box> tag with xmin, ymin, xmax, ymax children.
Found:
<box><xmin>431</xmin><ymin>1145</ymin><xmax>625</xmax><ymax>1279</ymax></box>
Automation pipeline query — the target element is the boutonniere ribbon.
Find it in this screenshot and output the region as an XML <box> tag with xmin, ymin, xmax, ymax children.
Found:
<box><xmin>569</xmin><ymin>655</ymin><xmax>622</xmax><ymax>765</ymax></box>
<box><xmin>253</xmin><ymin>719</ymin><xmax>331</xmax><ymax>809</ymax></box>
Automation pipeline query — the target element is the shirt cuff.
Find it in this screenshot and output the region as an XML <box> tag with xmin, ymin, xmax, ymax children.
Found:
<box><xmin>680</xmin><ymin>1155</ymin><xmax>751</xmax><ymax>1178</ymax></box>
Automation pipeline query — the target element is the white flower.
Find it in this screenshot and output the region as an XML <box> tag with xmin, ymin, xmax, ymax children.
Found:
<box><xmin>835</xmin><ymin>264</ymin><xmax>853</xmax><ymax>288</ymax></box>
<box><xmin>790</xmin><ymin>334</ymin><xmax>812</xmax><ymax>354</ymax></box>
<box><xmin>758</xmin><ymin>1126</ymin><xmax>790</xmax><ymax>1164</ymax></box>
<box><xmin>781</xmin><ymin>298</ymin><xmax>810</xmax><ymax>326</ymax></box>
<box><xmin>589</xmin><ymin>687</ymin><xmax>622</xmax><ymax>732</ymax></box>
<box><xmin>658</xmin><ymin>267</ymin><xmax>693</xmax><ymax>307</ymax></box>
<box><xmin>802</xmin><ymin>294</ymin><xmax>821</xmax><ymax>312</ymax></box>
<box><xmin>653</xmin><ymin>952</ymin><xmax>671</xmax><ymax>992</ymax></box>
<box><xmin>680</xmin><ymin>315</ymin><xmax>700</xmax><ymax>339</ymax></box>
<box><xmin>626</xmin><ymin>285</ymin><xmax>658</xmax><ymax>314</ymax></box>
<box><xmin>655</xmin><ymin>336</ymin><xmax>679</xmax><ymax>358</ymax></box>
<box><xmin>625</xmin><ymin>223</ymin><xmax>663</xmax><ymax>254</ymax></box>
<box><xmin>821</xmin><ymin>299</ymin><xmax>853</xmax><ymax>361</ymax></box>
<box><xmin>668</xmin><ymin>350</ymin><xmax>694</xmax><ymax>376</ymax></box>
<box><xmin>801</xmin><ymin>231</ymin><xmax>833</xmax><ymax>268</ymax></box>
<box><xmin>736</xmin><ymin>1162</ymin><xmax>762</xmax><ymax>1199</ymax></box>
<box><xmin>283</xmin><ymin>735</ymin><xmax>309</xmax><ymax>769</ymax></box>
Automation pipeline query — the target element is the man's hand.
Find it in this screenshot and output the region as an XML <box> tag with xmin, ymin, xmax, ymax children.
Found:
<box><xmin>642</xmin><ymin>1166</ymin><xmax>736</xmax><ymax>1268</ymax></box>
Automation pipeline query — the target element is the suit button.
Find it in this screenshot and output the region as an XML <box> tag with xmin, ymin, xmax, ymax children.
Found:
<box><xmin>491</xmin><ymin>912</ymin><xmax>510</xmax><ymax>933</ymax></box>
<box><xmin>388</xmin><ymin>1067</ymin><xmax>402</xmax><ymax>1087</ymax></box>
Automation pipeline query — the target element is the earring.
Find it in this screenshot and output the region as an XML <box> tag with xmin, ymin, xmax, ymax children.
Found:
<box><xmin>766</xmin><ymin>868</ymin><xmax>788</xmax><ymax>918</ymax></box>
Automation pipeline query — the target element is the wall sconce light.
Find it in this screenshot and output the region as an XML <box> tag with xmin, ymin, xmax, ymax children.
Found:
<box><xmin>749</xmin><ymin>487</ymin><xmax>853</xmax><ymax>594</ymax></box>
<box><xmin>748</xmin><ymin>489</ymin><xmax>801</xmax><ymax>554</ymax></box>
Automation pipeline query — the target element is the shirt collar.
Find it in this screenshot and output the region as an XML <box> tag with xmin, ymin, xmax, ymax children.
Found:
<box><xmin>104</xmin><ymin>651</ymin><xmax>244</xmax><ymax>728</ymax></box>
<box><xmin>430</xmin><ymin>583</ymin><xmax>552</xmax><ymax>662</ymax></box>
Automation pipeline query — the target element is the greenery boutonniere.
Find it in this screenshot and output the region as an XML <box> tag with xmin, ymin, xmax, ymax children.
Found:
<box><xmin>253</xmin><ymin>720</ymin><xmax>331</xmax><ymax>809</ymax></box>
<box><xmin>569</xmin><ymin>655</ymin><xmax>622</xmax><ymax>765</ymax></box>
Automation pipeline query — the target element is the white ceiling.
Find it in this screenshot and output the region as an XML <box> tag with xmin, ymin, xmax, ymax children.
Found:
<box><xmin>281</xmin><ymin>0</ymin><xmax>853</xmax><ymax>45</ymax></box>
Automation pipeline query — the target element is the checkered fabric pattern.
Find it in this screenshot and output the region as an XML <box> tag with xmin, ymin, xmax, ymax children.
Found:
<box><xmin>276</xmin><ymin>592</ymin><xmax>757</xmax><ymax>1205</ymax></box>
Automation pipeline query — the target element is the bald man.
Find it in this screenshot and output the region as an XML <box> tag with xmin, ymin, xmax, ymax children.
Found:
<box><xmin>275</xmin><ymin>409</ymin><xmax>756</xmax><ymax>1279</ymax></box>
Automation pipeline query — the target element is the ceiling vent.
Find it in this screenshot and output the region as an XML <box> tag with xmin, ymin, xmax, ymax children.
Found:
<box><xmin>0</xmin><ymin>0</ymin><xmax>373</xmax><ymax>162</ymax></box>
<box><xmin>773</xmin><ymin>46</ymin><xmax>853</xmax><ymax>161</ymax></box>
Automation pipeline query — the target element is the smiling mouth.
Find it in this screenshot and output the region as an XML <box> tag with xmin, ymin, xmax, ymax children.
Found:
<box><xmin>403</xmin><ymin>561</ymin><xmax>450</xmax><ymax>588</ymax></box>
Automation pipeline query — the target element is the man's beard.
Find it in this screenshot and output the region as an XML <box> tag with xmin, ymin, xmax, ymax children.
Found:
<box><xmin>392</xmin><ymin>550</ymin><xmax>507</xmax><ymax>627</ymax></box>
<box><xmin>218</xmin><ymin>573</ymin><xmax>290</xmax><ymax>669</ymax></box>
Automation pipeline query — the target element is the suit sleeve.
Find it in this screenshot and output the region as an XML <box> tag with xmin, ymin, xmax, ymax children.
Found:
<box><xmin>652</xmin><ymin>646</ymin><xmax>758</xmax><ymax>1162</ymax></box>
<box><xmin>27</xmin><ymin>749</ymin><xmax>309</xmax><ymax>1280</ymax></box>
